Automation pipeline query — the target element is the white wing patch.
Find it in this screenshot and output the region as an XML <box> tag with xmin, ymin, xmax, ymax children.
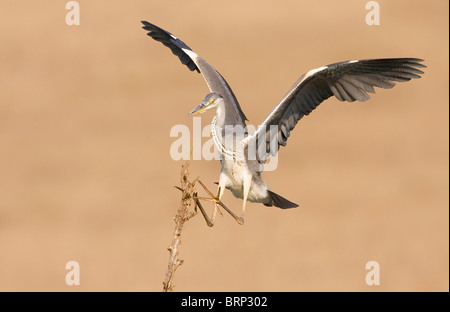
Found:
<box><xmin>304</xmin><ymin>65</ymin><xmax>328</xmax><ymax>80</ymax></box>
<box><xmin>181</xmin><ymin>48</ymin><xmax>215</xmax><ymax>91</ymax></box>
<box><xmin>181</xmin><ymin>48</ymin><xmax>197</xmax><ymax>59</ymax></box>
<box><xmin>245</xmin><ymin>65</ymin><xmax>329</xmax><ymax>144</ymax></box>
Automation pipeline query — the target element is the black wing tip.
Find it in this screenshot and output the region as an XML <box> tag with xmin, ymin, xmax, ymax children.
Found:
<box><xmin>403</xmin><ymin>57</ymin><xmax>425</xmax><ymax>62</ymax></box>
<box><xmin>141</xmin><ymin>20</ymin><xmax>154</xmax><ymax>30</ymax></box>
<box><xmin>267</xmin><ymin>190</ymin><xmax>299</xmax><ymax>209</ymax></box>
<box><xmin>140</xmin><ymin>21</ymin><xmax>201</xmax><ymax>73</ymax></box>
<box><xmin>401</xmin><ymin>58</ymin><xmax>427</xmax><ymax>76</ymax></box>
<box><xmin>141</xmin><ymin>20</ymin><xmax>158</xmax><ymax>29</ymax></box>
<box><xmin>399</xmin><ymin>58</ymin><xmax>427</xmax><ymax>69</ymax></box>
<box><xmin>376</xmin><ymin>57</ymin><xmax>427</xmax><ymax>68</ymax></box>
<box><xmin>351</xmin><ymin>58</ymin><xmax>426</xmax><ymax>78</ymax></box>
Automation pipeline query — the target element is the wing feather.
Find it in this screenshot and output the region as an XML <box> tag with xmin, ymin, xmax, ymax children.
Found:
<box><xmin>141</xmin><ymin>21</ymin><xmax>247</xmax><ymax>125</ymax></box>
<box><xmin>245</xmin><ymin>58</ymin><xmax>426</xmax><ymax>165</ymax></box>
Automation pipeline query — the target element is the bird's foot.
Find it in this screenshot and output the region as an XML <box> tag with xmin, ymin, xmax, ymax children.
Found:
<box><xmin>196</xmin><ymin>180</ymin><xmax>244</xmax><ymax>226</ymax></box>
<box><xmin>193</xmin><ymin>193</ymin><xmax>214</xmax><ymax>227</ymax></box>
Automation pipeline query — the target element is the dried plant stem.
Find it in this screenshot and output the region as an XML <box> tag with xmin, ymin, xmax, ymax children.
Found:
<box><xmin>163</xmin><ymin>161</ymin><xmax>198</xmax><ymax>292</ymax></box>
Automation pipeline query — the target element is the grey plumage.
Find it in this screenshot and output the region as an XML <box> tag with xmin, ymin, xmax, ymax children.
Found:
<box><xmin>141</xmin><ymin>21</ymin><xmax>199</xmax><ymax>72</ymax></box>
<box><xmin>142</xmin><ymin>21</ymin><xmax>248</xmax><ymax>125</ymax></box>
<box><xmin>141</xmin><ymin>21</ymin><xmax>425</xmax><ymax>220</ymax></box>
<box><xmin>249</xmin><ymin>58</ymin><xmax>426</xmax><ymax>162</ymax></box>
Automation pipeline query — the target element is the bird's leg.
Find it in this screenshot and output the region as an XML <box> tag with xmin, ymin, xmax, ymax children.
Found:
<box><xmin>239</xmin><ymin>174</ymin><xmax>253</xmax><ymax>224</ymax></box>
<box><xmin>197</xmin><ymin>180</ymin><xmax>243</xmax><ymax>225</ymax></box>
<box><xmin>211</xmin><ymin>186</ymin><xmax>223</xmax><ymax>220</ymax></box>
<box><xmin>193</xmin><ymin>193</ymin><xmax>214</xmax><ymax>227</ymax></box>
<box><xmin>174</xmin><ymin>183</ymin><xmax>215</xmax><ymax>227</ymax></box>
<box><xmin>191</xmin><ymin>182</ymin><xmax>221</xmax><ymax>227</ymax></box>
<box><xmin>197</xmin><ymin>180</ymin><xmax>222</xmax><ymax>219</ymax></box>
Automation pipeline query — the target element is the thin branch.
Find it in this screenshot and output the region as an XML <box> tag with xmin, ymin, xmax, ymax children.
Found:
<box><xmin>162</xmin><ymin>161</ymin><xmax>198</xmax><ymax>292</ymax></box>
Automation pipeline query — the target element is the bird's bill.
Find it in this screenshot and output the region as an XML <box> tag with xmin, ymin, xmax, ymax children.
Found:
<box><xmin>189</xmin><ymin>103</ymin><xmax>207</xmax><ymax>116</ymax></box>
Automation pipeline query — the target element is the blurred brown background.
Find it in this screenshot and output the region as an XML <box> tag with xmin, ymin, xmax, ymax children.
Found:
<box><xmin>0</xmin><ymin>0</ymin><xmax>448</xmax><ymax>292</ymax></box>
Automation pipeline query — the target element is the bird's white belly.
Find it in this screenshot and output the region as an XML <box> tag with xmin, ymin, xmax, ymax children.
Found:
<box><xmin>212</xmin><ymin>119</ymin><xmax>269</xmax><ymax>204</ymax></box>
<box><xmin>220</xmin><ymin>159</ymin><xmax>246</xmax><ymax>195</ymax></box>
<box><xmin>220</xmin><ymin>159</ymin><xmax>269</xmax><ymax>203</ymax></box>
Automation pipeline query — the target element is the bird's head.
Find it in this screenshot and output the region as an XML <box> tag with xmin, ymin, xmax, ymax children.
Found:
<box><xmin>189</xmin><ymin>92</ymin><xmax>223</xmax><ymax>116</ymax></box>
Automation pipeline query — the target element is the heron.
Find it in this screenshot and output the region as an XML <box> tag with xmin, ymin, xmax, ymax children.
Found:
<box><xmin>141</xmin><ymin>21</ymin><xmax>425</xmax><ymax>226</ymax></box>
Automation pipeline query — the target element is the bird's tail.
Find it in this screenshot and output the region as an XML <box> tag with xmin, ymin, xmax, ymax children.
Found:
<box><xmin>265</xmin><ymin>190</ymin><xmax>299</xmax><ymax>209</ymax></box>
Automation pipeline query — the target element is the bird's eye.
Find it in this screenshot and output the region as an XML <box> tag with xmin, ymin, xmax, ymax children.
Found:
<box><xmin>211</xmin><ymin>100</ymin><xmax>215</xmax><ymax>104</ymax></box>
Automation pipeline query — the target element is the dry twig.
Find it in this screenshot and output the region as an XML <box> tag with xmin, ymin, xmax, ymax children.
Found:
<box><xmin>162</xmin><ymin>162</ymin><xmax>198</xmax><ymax>292</ymax></box>
<box><xmin>162</xmin><ymin>161</ymin><xmax>239</xmax><ymax>290</ymax></box>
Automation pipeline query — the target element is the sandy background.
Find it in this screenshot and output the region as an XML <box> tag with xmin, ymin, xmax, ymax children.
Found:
<box><xmin>0</xmin><ymin>0</ymin><xmax>448</xmax><ymax>291</ymax></box>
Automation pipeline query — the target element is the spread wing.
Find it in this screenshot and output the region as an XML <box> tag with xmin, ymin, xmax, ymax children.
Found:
<box><xmin>141</xmin><ymin>21</ymin><xmax>247</xmax><ymax>125</ymax></box>
<box><xmin>245</xmin><ymin>58</ymin><xmax>426</xmax><ymax>164</ymax></box>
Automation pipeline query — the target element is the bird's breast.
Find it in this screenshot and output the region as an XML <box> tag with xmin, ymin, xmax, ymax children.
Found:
<box><xmin>220</xmin><ymin>159</ymin><xmax>270</xmax><ymax>203</ymax></box>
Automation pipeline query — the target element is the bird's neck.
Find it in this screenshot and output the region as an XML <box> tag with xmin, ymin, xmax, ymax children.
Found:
<box><xmin>211</xmin><ymin>104</ymin><xmax>229</xmax><ymax>155</ymax></box>
<box><xmin>211</xmin><ymin>102</ymin><xmax>227</xmax><ymax>144</ymax></box>
<box><xmin>214</xmin><ymin>102</ymin><xmax>226</xmax><ymax>126</ymax></box>
<box><xmin>211</xmin><ymin>115</ymin><xmax>239</xmax><ymax>160</ymax></box>
<box><xmin>211</xmin><ymin>102</ymin><xmax>247</xmax><ymax>161</ymax></box>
